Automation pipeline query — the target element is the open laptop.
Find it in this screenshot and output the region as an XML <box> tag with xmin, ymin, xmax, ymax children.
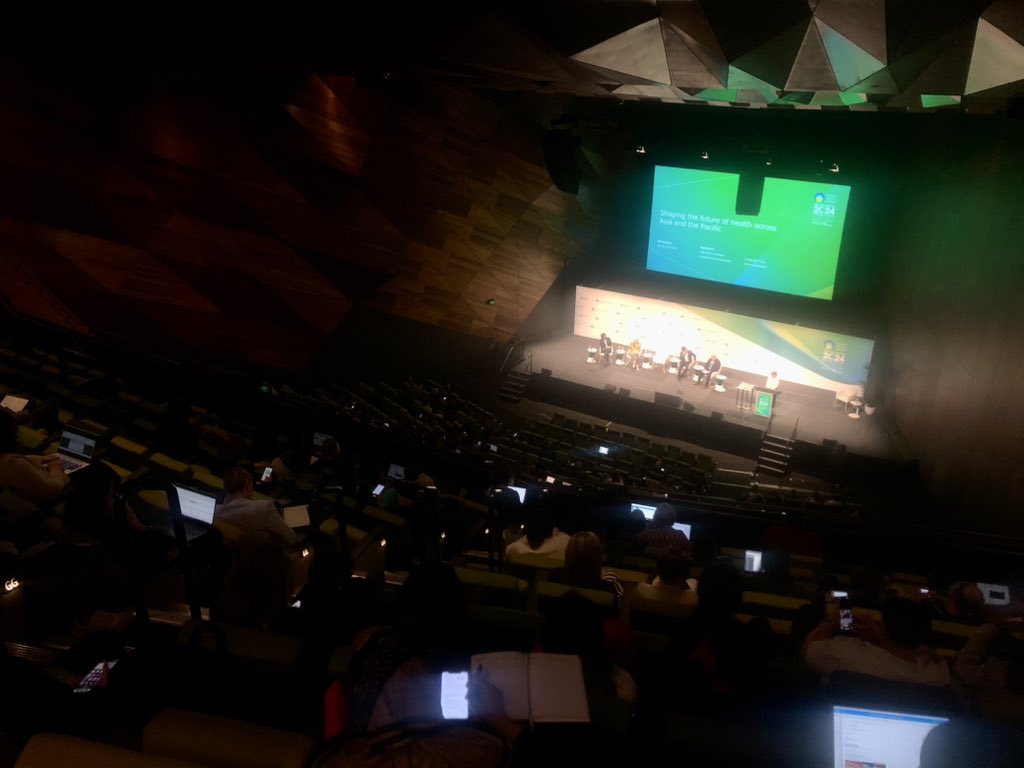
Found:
<box><xmin>169</xmin><ymin>484</ymin><xmax>218</xmax><ymax>542</ymax></box>
<box><xmin>508</xmin><ymin>485</ymin><xmax>527</xmax><ymax>504</ymax></box>
<box><xmin>56</xmin><ymin>428</ymin><xmax>100</xmax><ymax>475</ymax></box>
<box><xmin>832</xmin><ymin>705</ymin><xmax>948</xmax><ymax>768</ymax></box>
<box><xmin>282</xmin><ymin>504</ymin><xmax>311</xmax><ymax>529</ymax></box>
<box><xmin>387</xmin><ymin>463</ymin><xmax>405</xmax><ymax>481</ymax></box>
<box><xmin>977</xmin><ymin>582</ymin><xmax>1011</xmax><ymax>606</ymax></box>
<box><xmin>672</xmin><ymin>522</ymin><xmax>692</xmax><ymax>538</ymax></box>
<box><xmin>1</xmin><ymin>395</ymin><xmax>29</xmax><ymax>414</ymax></box>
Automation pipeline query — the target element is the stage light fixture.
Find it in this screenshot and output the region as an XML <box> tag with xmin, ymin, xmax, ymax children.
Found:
<box><xmin>635</xmin><ymin>145</ymin><xmax>646</xmax><ymax>154</ymax></box>
<box><xmin>765</xmin><ymin>158</ymin><xmax>773</xmax><ymax>167</ymax></box>
<box><xmin>830</xmin><ymin>163</ymin><xmax>840</xmax><ymax>173</ymax></box>
<box><xmin>700</xmin><ymin>150</ymin><xmax>709</xmax><ymax>160</ymax></box>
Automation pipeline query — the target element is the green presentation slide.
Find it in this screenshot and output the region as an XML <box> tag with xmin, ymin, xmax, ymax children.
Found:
<box><xmin>647</xmin><ymin>166</ymin><xmax>851</xmax><ymax>300</ymax></box>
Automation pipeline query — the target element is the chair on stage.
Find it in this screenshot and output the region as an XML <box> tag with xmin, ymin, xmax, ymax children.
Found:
<box><xmin>713</xmin><ymin>374</ymin><xmax>728</xmax><ymax>392</ymax></box>
<box><xmin>640</xmin><ymin>350</ymin><xmax>655</xmax><ymax>370</ymax></box>
<box><xmin>691</xmin><ymin>363</ymin><xmax>706</xmax><ymax>385</ymax></box>
<box><xmin>832</xmin><ymin>385</ymin><xmax>864</xmax><ymax>412</ymax></box>
<box><xmin>586</xmin><ymin>346</ymin><xmax>598</xmax><ymax>364</ymax></box>
<box><xmin>665</xmin><ymin>355</ymin><xmax>680</xmax><ymax>376</ymax></box>
<box><xmin>614</xmin><ymin>346</ymin><xmax>627</xmax><ymax>366</ymax></box>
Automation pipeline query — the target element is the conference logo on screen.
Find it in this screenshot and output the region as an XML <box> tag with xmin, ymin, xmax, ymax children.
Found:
<box><xmin>822</xmin><ymin>339</ymin><xmax>846</xmax><ymax>367</ymax></box>
<box><xmin>812</xmin><ymin>191</ymin><xmax>838</xmax><ymax>219</ymax></box>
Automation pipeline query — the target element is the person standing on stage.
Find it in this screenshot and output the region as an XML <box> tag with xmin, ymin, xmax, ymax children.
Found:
<box><xmin>764</xmin><ymin>371</ymin><xmax>780</xmax><ymax>391</ymax></box>
<box><xmin>599</xmin><ymin>333</ymin><xmax>613</xmax><ymax>367</ymax></box>
<box><xmin>703</xmin><ymin>353</ymin><xmax>722</xmax><ymax>388</ymax></box>
<box><xmin>678</xmin><ymin>346</ymin><xmax>696</xmax><ymax>381</ymax></box>
<box><xmin>628</xmin><ymin>337</ymin><xmax>642</xmax><ymax>370</ymax></box>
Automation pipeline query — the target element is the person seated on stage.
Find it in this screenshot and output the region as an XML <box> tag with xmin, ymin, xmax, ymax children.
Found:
<box><xmin>599</xmin><ymin>333</ymin><xmax>613</xmax><ymax>367</ymax></box>
<box><xmin>628</xmin><ymin>338</ymin><xmax>642</xmax><ymax>370</ymax></box>
<box><xmin>764</xmin><ymin>371</ymin><xmax>781</xmax><ymax>391</ymax></box>
<box><xmin>214</xmin><ymin>467</ymin><xmax>297</xmax><ymax>549</ymax></box>
<box><xmin>703</xmin><ymin>353</ymin><xmax>722</xmax><ymax>388</ymax></box>
<box><xmin>677</xmin><ymin>346</ymin><xmax>696</xmax><ymax>381</ymax></box>
<box><xmin>637</xmin><ymin>502</ymin><xmax>691</xmax><ymax>556</ymax></box>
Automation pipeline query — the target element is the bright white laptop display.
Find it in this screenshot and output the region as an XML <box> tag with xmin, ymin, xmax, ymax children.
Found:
<box><xmin>57</xmin><ymin>429</ymin><xmax>98</xmax><ymax>474</ymax></box>
<box><xmin>744</xmin><ymin>549</ymin><xmax>763</xmax><ymax>573</ymax></box>
<box><xmin>1</xmin><ymin>395</ymin><xmax>29</xmax><ymax>413</ymax></box>
<box><xmin>597</xmin><ymin>445</ymin><xmax>610</xmax><ymax>455</ymax></box>
<box><xmin>977</xmin><ymin>582</ymin><xmax>1011</xmax><ymax>606</ymax></box>
<box><xmin>174</xmin><ymin>485</ymin><xmax>216</xmax><ymax>525</ymax></box>
<box><xmin>631</xmin><ymin>502</ymin><xmax>658</xmax><ymax>520</ymax></box>
<box><xmin>832</xmin><ymin>705</ymin><xmax>948</xmax><ymax>768</ymax></box>
<box><xmin>508</xmin><ymin>485</ymin><xmax>527</xmax><ymax>504</ymax></box>
<box><xmin>672</xmin><ymin>522</ymin><xmax>692</xmax><ymax>537</ymax></box>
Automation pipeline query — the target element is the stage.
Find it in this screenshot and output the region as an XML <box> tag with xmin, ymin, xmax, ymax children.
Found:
<box><xmin>524</xmin><ymin>334</ymin><xmax>910</xmax><ymax>471</ymax></box>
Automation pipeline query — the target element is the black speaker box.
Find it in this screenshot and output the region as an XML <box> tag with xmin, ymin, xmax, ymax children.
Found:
<box><xmin>736</xmin><ymin>173</ymin><xmax>765</xmax><ymax>215</ymax></box>
<box><xmin>711</xmin><ymin>411</ymin><xmax>724</xmax><ymax>421</ymax></box>
<box><xmin>604</xmin><ymin>384</ymin><xmax>616</xmax><ymax>392</ymax></box>
<box><xmin>542</xmin><ymin>129</ymin><xmax>581</xmax><ymax>194</ymax></box>
<box><xmin>540</xmin><ymin>368</ymin><xmax>552</xmax><ymax>376</ymax></box>
<box><xmin>654</xmin><ymin>392</ymin><xmax>682</xmax><ymax>408</ymax></box>
<box><xmin>618</xmin><ymin>388</ymin><xmax>630</xmax><ymax>398</ymax></box>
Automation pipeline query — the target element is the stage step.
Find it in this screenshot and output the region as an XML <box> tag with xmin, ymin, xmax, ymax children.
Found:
<box><xmin>498</xmin><ymin>368</ymin><xmax>531</xmax><ymax>403</ymax></box>
<box><xmin>755</xmin><ymin>431</ymin><xmax>794</xmax><ymax>479</ymax></box>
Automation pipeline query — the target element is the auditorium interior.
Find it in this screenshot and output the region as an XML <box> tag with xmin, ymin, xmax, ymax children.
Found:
<box><xmin>2</xmin><ymin>3</ymin><xmax>1024</xmax><ymax>766</ymax></box>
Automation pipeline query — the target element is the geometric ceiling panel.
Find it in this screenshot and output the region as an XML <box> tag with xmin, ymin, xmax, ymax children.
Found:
<box><xmin>966</xmin><ymin>18</ymin><xmax>1024</xmax><ymax>95</ymax></box>
<box><xmin>701</xmin><ymin>0</ymin><xmax>812</xmax><ymax>61</ymax></box>
<box><xmin>572</xmin><ymin>19</ymin><xmax>670</xmax><ymax>84</ymax></box>
<box><xmin>787</xmin><ymin>18</ymin><xmax>840</xmax><ymax>91</ymax></box>
<box><xmin>662</xmin><ymin>20</ymin><xmax>726</xmax><ymax>89</ymax></box>
<box><xmin>659</xmin><ymin>2</ymin><xmax>730</xmax><ymax>86</ymax></box>
<box><xmin>982</xmin><ymin>0</ymin><xmax>1024</xmax><ymax>46</ymax></box>
<box><xmin>888</xmin><ymin>22</ymin><xmax>977</xmax><ymax>103</ymax></box>
<box><xmin>816</xmin><ymin>18</ymin><xmax>886</xmax><ymax>90</ymax></box>
<box><xmin>735</xmin><ymin>19</ymin><xmax>812</xmax><ymax>89</ymax></box>
<box><xmin>843</xmin><ymin>65</ymin><xmax>900</xmax><ymax>95</ymax></box>
<box><xmin>726</xmin><ymin>65</ymin><xmax>782</xmax><ymax>103</ymax></box>
<box><xmin>814</xmin><ymin>0</ymin><xmax>887</xmax><ymax>63</ymax></box>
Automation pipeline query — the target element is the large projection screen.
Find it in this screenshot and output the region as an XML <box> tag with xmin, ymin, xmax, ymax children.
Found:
<box><xmin>574</xmin><ymin>286</ymin><xmax>873</xmax><ymax>393</ymax></box>
<box><xmin>647</xmin><ymin>166</ymin><xmax>851</xmax><ymax>300</ymax></box>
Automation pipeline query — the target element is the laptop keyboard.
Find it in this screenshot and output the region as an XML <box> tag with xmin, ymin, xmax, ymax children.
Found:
<box><xmin>60</xmin><ymin>457</ymin><xmax>83</xmax><ymax>473</ymax></box>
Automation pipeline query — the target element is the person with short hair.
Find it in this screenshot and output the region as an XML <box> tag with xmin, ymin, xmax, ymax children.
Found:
<box><xmin>599</xmin><ymin>333</ymin><xmax>613</xmax><ymax>367</ymax></box>
<box><xmin>637</xmin><ymin>502</ymin><xmax>691</xmax><ymax>555</ymax></box>
<box><xmin>505</xmin><ymin>507</ymin><xmax>569</xmax><ymax>559</ymax></box>
<box><xmin>215</xmin><ymin>467</ymin><xmax>296</xmax><ymax>547</ymax></box>
<box><xmin>678</xmin><ymin>346</ymin><xmax>696</xmax><ymax>381</ymax></box>
<box><xmin>0</xmin><ymin>409</ymin><xmax>68</xmax><ymax>503</ymax></box>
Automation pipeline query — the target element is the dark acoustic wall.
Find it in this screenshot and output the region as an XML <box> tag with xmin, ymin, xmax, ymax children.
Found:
<box><xmin>880</xmin><ymin>115</ymin><xmax>1024</xmax><ymax>537</ymax></box>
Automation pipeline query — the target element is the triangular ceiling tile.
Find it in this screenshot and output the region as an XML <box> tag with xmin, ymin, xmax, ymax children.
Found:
<box><xmin>734</xmin><ymin>19</ymin><xmax>812</xmax><ymax>89</ymax></box>
<box><xmin>727</xmin><ymin>65</ymin><xmax>782</xmax><ymax>102</ymax></box>
<box><xmin>966</xmin><ymin>18</ymin><xmax>1024</xmax><ymax>94</ymax></box>
<box><xmin>920</xmin><ymin>94</ymin><xmax>962</xmax><ymax>108</ymax></box>
<box><xmin>659</xmin><ymin>3</ymin><xmax>730</xmax><ymax>85</ymax></box>
<box><xmin>843</xmin><ymin>66</ymin><xmax>899</xmax><ymax>95</ymax></box>
<box><xmin>662</xmin><ymin>20</ymin><xmax>726</xmax><ymax>89</ymax></box>
<box><xmin>981</xmin><ymin>0</ymin><xmax>1024</xmax><ymax>47</ymax></box>
<box><xmin>814</xmin><ymin>0</ymin><xmax>887</xmax><ymax>63</ymax></box>
<box><xmin>888</xmin><ymin>22</ymin><xmax>974</xmax><ymax>92</ymax></box>
<box><xmin>816</xmin><ymin>18</ymin><xmax>886</xmax><ymax>89</ymax></box>
<box><xmin>786</xmin><ymin>18</ymin><xmax>840</xmax><ymax>90</ymax></box>
<box><xmin>694</xmin><ymin>87</ymin><xmax>738</xmax><ymax>103</ymax></box>
<box><xmin>887</xmin><ymin>0</ymin><xmax>988</xmax><ymax>65</ymax></box>
<box><xmin>572</xmin><ymin>19</ymin><xmax>670</xmax><ymax>84</ymax></box>
<box><xmin>891</xmin><ymin>22</ymin><xmax>977</xmax><ymax>98</ymax></box>
<box><xmin>702</xmin><ymin>0</ymin><xmax>812</xmax><ymax>61</ymax></box>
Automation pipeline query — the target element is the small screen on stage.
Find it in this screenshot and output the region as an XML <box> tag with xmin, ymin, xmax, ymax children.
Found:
<box><xmin>647</xmin><ymin>166</ymin><xmax>851</xmax><ymax>300</ymax></box>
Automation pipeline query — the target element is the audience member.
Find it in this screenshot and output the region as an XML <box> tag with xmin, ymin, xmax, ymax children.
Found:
<box><xmin>636</xmin><ymin>502</ymin><xmax>690</xmax><ymax>555</ymax></box>
<box><xmin>505</xmin><ymin>507</ymin><xmax>570</xmax><ymax>560</ymax></box>
<box><xmin>214</xmin><ymin>467</ymin><xmax>296</xmax><ymax>548</ymax></box>
<box><xmin>628</xmin><ymin>548</ymin><xmax>698</xmax><ymax>621</ymax></box>
<box><xmin>759</xmin><ymin>511</ymin><xmax>824</xmax><ymax>559</ymax></box>
<box><xmin>802</xmin><ymin>596</ymin><xmax>950</xmax><ymax>686</ymax></box>
<box><xmin>563</xmin><ymin>531</ymin><xmax>623</xmax><ymax>601</ymax></box>
<box><xmin>953</xmin><ymin>621</ymin><xmax>1024</xmax><ymax>692</ymax></box>
<box><xmin>0</xmin><ymin>409</ymin><xmax>68</xmax><ymax>503</ymax></box>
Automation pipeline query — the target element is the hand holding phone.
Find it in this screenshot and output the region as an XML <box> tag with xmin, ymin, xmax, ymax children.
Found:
<box><xmin>838</xmin><ymin>598</ymin><xmax>854</xmax><ymax>634</ymax></box>
<box><xmin>260</xmin><ymin>466</ymin><xmax>274</xmax><ymax>483</ymax></box>
<box><xmin>440</xmin><ymin>671</ymin><xmax>469</xmax><ymax>719</ymax></box>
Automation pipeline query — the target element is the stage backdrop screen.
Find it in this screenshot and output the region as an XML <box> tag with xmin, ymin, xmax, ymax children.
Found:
<box><xmin>647</xmin><ymin>166</ymin><xmax>851</xmax><ymax>300</ymax></box>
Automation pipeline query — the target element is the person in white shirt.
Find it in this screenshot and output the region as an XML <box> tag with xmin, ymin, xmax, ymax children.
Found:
<box><xmin>505</xmin><ymin>507</ymin><xmax>570</xmax><ymax>559</ymax></box>
<box><xmin>764</xmin><ymin>371</ymin><xmax>780</xmax><ymax>390</ymax></box>
<box><xmin>214</xmin><ymin>467</ymin><xmax>296</xmax><ymax>548</ymax></box>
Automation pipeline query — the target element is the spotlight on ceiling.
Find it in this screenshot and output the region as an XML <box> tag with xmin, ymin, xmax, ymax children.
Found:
<box><xmin>765</xmin><ymin>158</ymin><xmax>773</xmax><ymax>167</ymax></box>
<box><xmin>635</xmin><ymin>145</ymin><xmax>646</xmax><ymax>154</ymax></box>
<box><xmin>700</xmin><ymin>150</ymin><xmax>709</xmax><ymax>160</ymax></box>
<box><xmin>829</xmin><ymin>163</ymin><xmax>840</xmax><ymax>173</ymax></box>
